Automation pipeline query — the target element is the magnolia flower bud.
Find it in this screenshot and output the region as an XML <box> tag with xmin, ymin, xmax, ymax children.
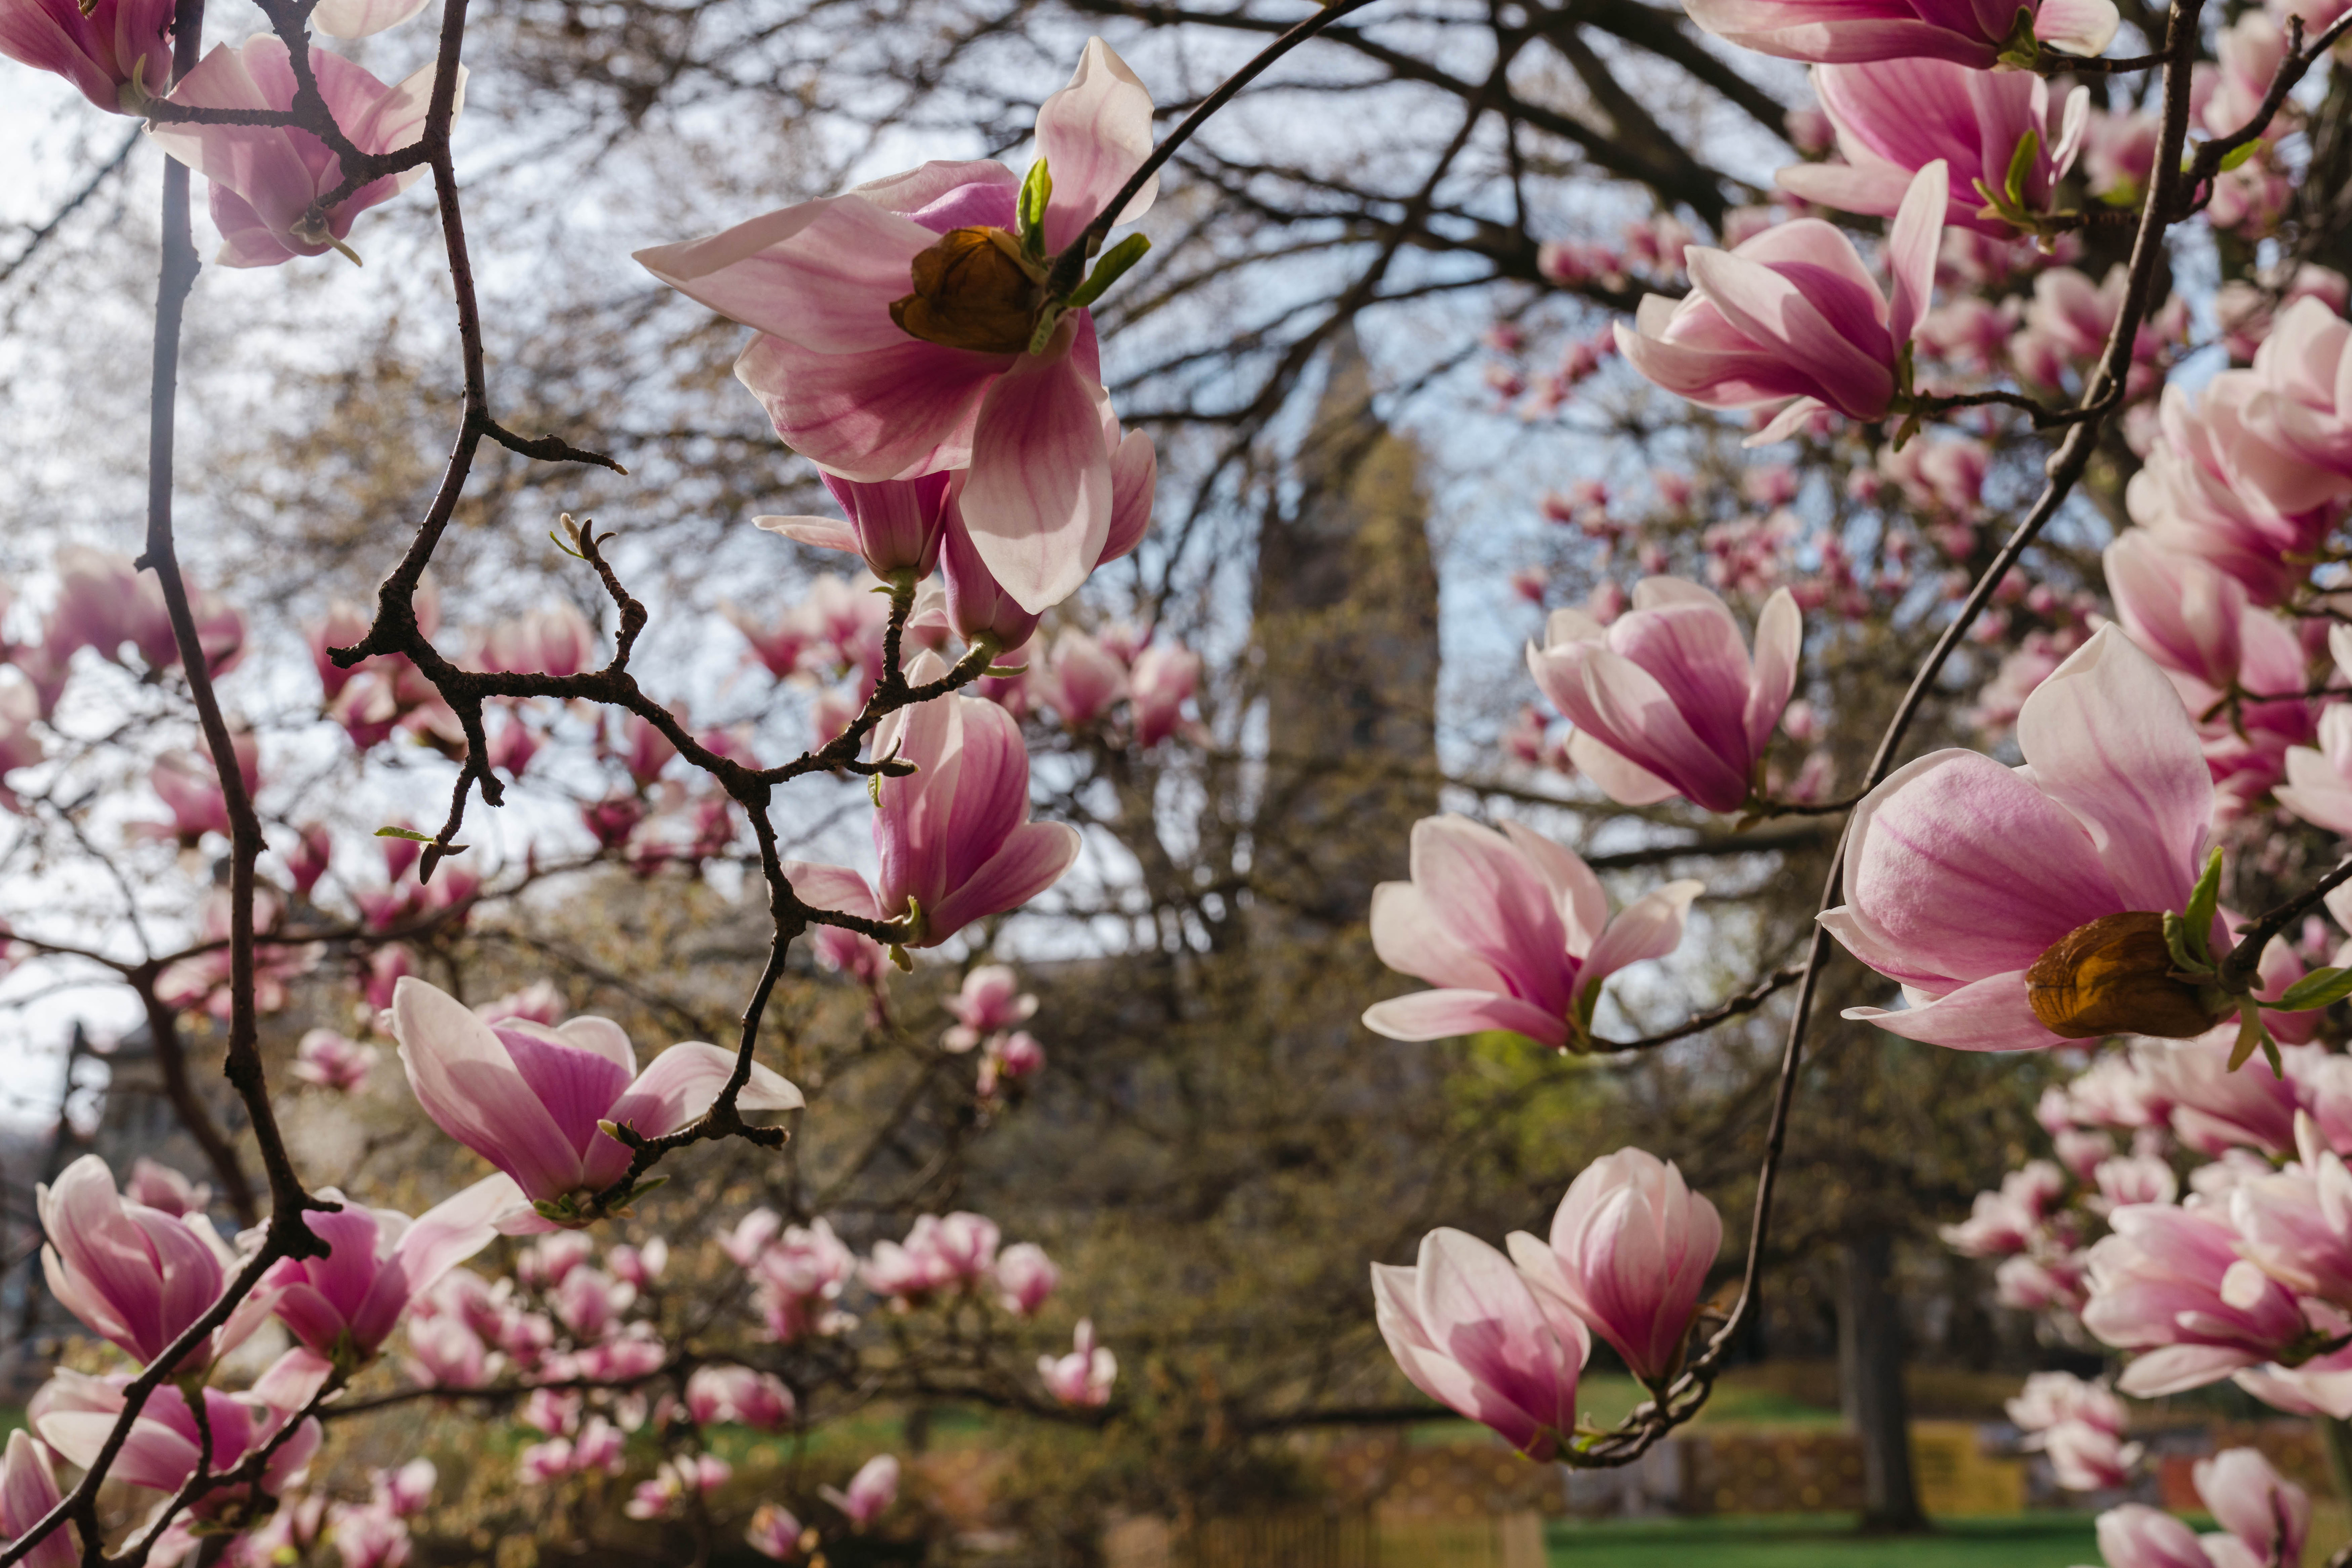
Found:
<box><xmin>2025</xmin><ymin>911</ymin><xmax>2221</xmax><ymax>1041</ymax></box>
<box><xmin>891</xmin><ymin>228</ymin><xmax>1041</xmax><ymax>353</ymax></box>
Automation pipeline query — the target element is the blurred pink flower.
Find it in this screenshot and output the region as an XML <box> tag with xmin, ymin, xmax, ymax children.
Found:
<box><xmin>147</xmin><ymin>38</ymin><xmax>457</xmax><ymax>267</ymax></box>
<box><xmin>2092</xmin><ymin>1505</ymin><xmax>2217</xmax><ymax>1568</ymax></box>
<box><xmin>124</xmin><ymin>1157</ymin><xmax>209</xmax><ymax>1218</ymax></box>
<box><xmin>0</xmin><ymin>1428</ymin><xmax>71</xmax><ymax>1568</ymax></box>
<box><xmin>1363</xmin><ymin>814</ymin><xmax>1700</xmax><ymax>1051</ymax></box>
<box><xmin>746</xmin><ymin>1503</ymin><xmax>807</xmax><ymax>1561</ymax></box>
<box><xmin>1129</xmin><ymin>641</ymin><xmax>1201</xmax><ymax>746</ymax></box>
<box><xmin>978</xmin><ymin>1029</ymin><xmax>1046</xmax><ymax>1098</ymax></box>
<box><xmin>1528</xmin><ymin>578</ymin><xmax>1800</xmax><ymax>812</ymax></box>
<box><xmin>2081</xmin><ymin>1204</ymin><xmax>2309</xmax><ymax>1396</ymax></box>
<box><xmin>686</xmin><ymin>1364</ymin><xmax>796</xmax><ymax>1429</ymax></box>
<box><xmin>943</xmin><ymin>964</ymin><xmax>1037</xmax><ymax>1052</ymax></box>
<box><xmin>293</xmin><ymin>1029</ymin><xmax>379</xmax><ymax>1093</ymax></box>
<box><xmin>820</xmin><ymin>1454</ymin><xmax>899</xmax><ymax>1529</ymax></box>
<box><xmin>35</xmin><ymin>1373</ymin><xmax>320</xmax><ymax>1506</ymax></box>
<box><xmin>1036</xmin><ymin>629</ymin><xmax>1129</xmax><ymax>728</ymax></box>
<box><xmin>990</xmin><ymin>1241</ymin><xmax>1058</xmax><ymax>1316</ymax></box>
<box><xmin>2196</xmin><ymin>1447</ymin><xmax>2309</xmax><ymax>1568</ymax></box>
<box><xmin>1039</xmin><ymin>1318</ymin><xmax>1117</xmax><ymax>1407</ymax></box>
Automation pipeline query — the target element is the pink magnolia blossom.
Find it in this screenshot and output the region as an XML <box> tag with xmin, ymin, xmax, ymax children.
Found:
<box><xmin>2245</xmin><ymin>298</ymin><xmax>2352</xmax><ymax>506</ymax></box>
<box><xmin>1822</xmin><ymin>627</ymin><xmax>2235</xmax><ymax>1052</ymax></box>
<box><xmin>607</xmin><ymin>1239</ymin><xmax>668</xmax><ymax>1288</ymax></box>
<box><xmin>2081</xmin><ymin>1203</ymin><xmax>2310</xmax><ymax>1396</ymax></box>
<box><xmin>626</xmin><ymin>1455</ymin><xmax>732</xmax><ymax>1519</ymax></box>
<box><xmin>1939</xmin><ymin>1162</ymin><xmax>2065</xmax><ymax>1256</ymax></box>
<box><xmin>325</xmin><ymin>1500</ymin><xmax>409</xmax><ymax>1568</ymax></box>
<box><xmin>1617</xmin><ymin>161</ymin><xmax>1944</xmax><ymax>443</ymax></box>
<box><xmin>750</xmin><ymin>1219</ymin><xmax>857</xmax><ymax>1342</ymax></box>
<box><xmin>478</xmin><ymin>605</ymin><xmax>597</xmax><ymax>679</ymax></box>
<box><xmin>1036</xmin><ymin>630</ymin><xmax>1129</xmax><ymax>728</ymax></box>
<box><xmin>141</xmin><ymin>734</ymin><xmax>260</xmax><ymax>845</ymax></box>
<box><xmin>1362</xmin><ymin>814</ymin><xmax>1701</xmax><ymax>1051</ymax></box>
<box><xmin>2104</xmin><ymin>531</ymin><xmax>2255</xmax><ymax>695</ymax></box>
<box><xmin>1040</xmin><ymin>1318</ymin><xmax>1117</xmax><ymax>1407</ymax></box>
<box><xmin>2092</xmin><ymin>1155</ymin><xmax>2179</xmax><ymax>1213</ymax></box>
<box><xmin>49</xmin><ymin>547</ymin><xmax>174</xmax><ymax>671</ymax></box>
<box><xmin>0</xmin><ymin>1428</ymin><xmax>71</xmax><ymax>1568</ymax></box>
<box><xmin>2042</xmin><ymin>1420</ymin><xmax>2142</xmax><ymax>1491</ymax></box>
<box><xmin>942</xmin><ymin>964</ymin><xmax>1037</xmax><ymax>1052</ymax></box>
<box><xmin>124</xmin><ymin>1157</ymin><xmax>210</xmax><ymax>1218</ymax></box>
<box><xmin>746</xmin><ymin>1504</ymin><xmax>808</xmax><ymax>1561</ymax></box>
<box><xmin>1777</xmin><ymin>61</ymin><xmax>2086</xmax><ymax>238</ymax></box>
<box><xmin>35</xmin><ymin>1373</ymin><xmax>320</xmax><ymax>1506</ymax></box>
<box><xmin>1130</xmin><ymin>641</ymin><xmax>1202</xmax><ymax>746</ymax></box>
<box><xmin>1373</xmin><ymin>1228</ymin><xmax>1589</xmax><ymax>1460</ymax></box>
<box><xmin>147</xmin><ymin>39</ymin><xmax>459</xmax><ymax>268</ymax></box>
<box><xmin>686</xmin><ymin>1364</ymin><xmax>797</xmax><ymax>1429</ymax></box>
<box><xmin>0</xmin><ymin>0</ymin><xmax>173</xmax><ymax>112</ymax></box>
<box><xmin>2054</xmin><ymin>1127</ymin><xmax>2115</xmax><ymax>1181</ymax></box>
<box><xmin>2196</xmin><ymin>1447</ymin><xmax>2310</xmax><ymax>1568</ymax></box>
<box><xmin>978</xmin><ymin>1029</ymin><xmax>1046</xmax><ymax>1098</ymax></box>
<box><xmin>263</xmin><ymin>1175</ymin><xmax>518</xmax><ymax>1368</ymax></box>
<box><xmin>375</xmin><ymin>1459</ymin><xmax>435</xmax><ymax>1518</ymax></box>
<box><xmin>1996</xmin><ymin>1251</ymin><xmax>2088</xmax><ymax>1313</ymax></box>
<box><xmin>391</xmin><ymin>977</ymin><xmax>803</xmax><ymax>1224</ymax></box>
<box><xmin>635</xmin><ymin>40</ymin><xmax>1159</xmax><ymax>614</ymax></box>
<box><xmin>293</xmin><ymin>1029</ymin><xmax>379</xmax><ymax>1093</ymax></box>
<box><xmin>788</xmin><ymin>652</ymin><xmax>1081</xmax><ymax>947</ymax></box>
<box><xmin>2006</xmin><ymin>1369</ymin><xmax>2126</xmax><ymax>1435</ymax></box>
<box><xmin>551</xmin><ymin>1266</ymin><xmax>632</xmax><ymax>1339</ymax></box>
<box><xmin>1682</xmin><ymin>0</ymin><xmax>2117</xmax><ymax>66</ymax></box>
<box><xmin>38</xmin><ymin>1153</ymin><xmax>265</xmax><ymax>1369</ymax></box>
<box><xmin>2095</xmin><ymin>1505</ymin><xmax>2218</xmax><ymax>1568</ymax></box>
<box><xmin>1527</xmin><ymin>578</ymin><xmax>1800</xmax><ymax>812</ymax></box>
<box><xmin>990</xmin><ymin>1241</ymin><xmax>1058</xmax><ymax>1316</ymax></box>
<box><xmin>1509</xmin><ymin>1148</ymin><xmax>1722</xmax><ymax>1386</ymax></box>
<box><xmin>2127</xmin><ymin>379</ymin><xmax>2338</xmax><ymax>606</ymax></box>
<box><xmin>937</xmin><ymin>439</ymin><xmax>1156</xmax><ymax>648</ymax></box>
<box><xmin>757</xmin><ymin>471</ymin><xmax>954</xmax><ymax>582</ymax></box>
<box><xmin>821</xmin><ymin>1454</ymin><xmax>900</xmax><ymax>1530</ymax></box>
<box><xmin>402</xmin><ymin>1311</ymin><xmax>495</xmax><ymax>1388</ymax></box>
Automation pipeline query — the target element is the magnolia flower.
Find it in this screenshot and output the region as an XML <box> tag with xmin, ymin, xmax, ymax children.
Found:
<box><xmin>39</xmin><ymin>1154</ymin><xmax>265</xmax><ymax>1370</ymax></box>
<box><xmin>1526</xmin><ymin>578</ymin><xmax>1799</xmax><ymax>812</ymax></box>
<box><xmin>0</xmin><ymin>0</ymin><xmax>174</xmax><ymax>113</ymax></box>
<box><xmin>0</xmin><ymin>1429</ymin><xmax>71</xmax><ymax>1568</ymax></box>
<box><xmin>1040</xmin><ymin>1318</ymin><xmax>1117</xmax><ymax>1407</ymax></box>
<box><xmin>2128</xmin><ymin>379</ymin><xmax>2338</xmax><ymax>607</ymax></box>
<box><xmin>746</xmin><ymin>1503</ymin><xmax>808</xmax><ymax>1561</ymax></box>
<box><xmin>943</xmin><ymin>964</ymin><xmax>1037</xmax><ymax>1052</ymax></box>
<box><xmin>124</xmin><ymin>1157</ymin><xmax>209</xmax><ymax>1218</ymax></box>
<box><xmin>147</xmin><ymin>39</ymin><xmax>459</xmax><ymax>268</ymax></box>
<box><xmin>978</xmin><ymin>1029</ymin><xmax>1046</xmax><ymax>1098</ymax></box>
<box><xmin>35</xmin><ymin>1373</ymin><xmax>320</xmax><ymax>1506</ymax></box>
<box><xmin>821</xmin><ymin>1454</ymin><xmax>900</xmax><ymax>1530</ymax></box>
<box><xmin>392</xmin><ymin>977</ymin><xmax>802</xmax><ymax>1225</ymax></box>
<box><xmin>991</xmin><ymin>1242</ymin><xmax>1059</xmax><ymax>1316</ymax></box>
<box><xmin>1373</xmin><ymin>1228</ymin><xmax>1589</xmax><ymax>1460</ymax></box>
<box><xmin>788</xmin><ymin>652</ymin><xmax>1080</xmax><ymax>948</ymax></box>
<box><xmin>264</xmin><ymin>1175</ymin><xmax>517</xmax><ymax>1369</ymax></box>
<box><xmin>1617</xmin><ymin>162</ymin><xmax>1945</xmax><ymax>444</ymax></box>
<box><xmin>1036</xmin><ymin>630</ymin><xmax>1130</xmax><ymax>727</ymax></box>
<box><xmin>1682</xmin><ymin>0</ymin><xmax>2119</xmax><ymax>66</ymax></box>
<box><xmin>758</xmin><ymin>471</ymin><xmax>954</xmax><ymax>584</ymax></box>
<box><xmin>2246</xmin><ymin>297</ymin><xmax>2352</xmax><ymax>505</ymax></box>
<box><xmin>325</xmin><ymin>1500</ymin><xmax>409</xmax><ymax>1568</ymax></box>
<box><xmin>2094</xmin><ymin>1505</ymin><xmax>2220</xmax><ymax>1568</ymax></box>
<box><xmin>1509</xmin><ymin>1149</ymin><xmax>1723</xmax><ymax>1386</ymax></box>
<box><xmin>2006</xmin><ymin>1369</ymin><xmax>2126</xmax><ymax>1435</ymax></box>
<box><xmin>1129</xmin><ymin>641</ymin><xmax>1201</xmax><ymax>746</ymax></box>
<box><xmin>1362</xmin><ymin>814</ymin><xmax>1700</xmax><ymax>1051</ymax></box>
<box><xmin>1823</xmin><ymin>628</ymin><xmax>2244</xmax><ymax>1052</ymax></box>
<box><xmin>477</xmin><ymin>604</ymin><xmax>598</xmax><ymax>679</ymax></box>
<box><xmin>293</xmin><ymin>1029</ymin><xmax>379</xmax><ymax>1093</ymax></box>
<box><xmin>2196</xmin><ymin>1447</ymin><xmax>2310</xmax><ymax>1568</ymax></box>
<box><xmin>2042</xmin><ymin>1420</ymin><xmax>2142</xmax><ymax>1491</ymax></box>
<box><xmin>686</xmin><ymin>1365</ymin><xmax>796</xmax><ymax>1429</ymax></box>
<box><xmin>636</xmin><ymin>40</ymin><xmax>1159</xmax><ymax>614</ymax></box>
<box><xmin>402</xmin><ymin>1311</ymin><xmax>495</xmax><ymax>1388</ymax></box>
<box><xmin>1777</xmin><ymin>61</ymin><xmax>2087</xmax><ymax>238</ymax></box>
<box><xmin>2081</xmin><ymin>1204</ymin><xmax>2309</xmax><ymax>1395</ymax></box>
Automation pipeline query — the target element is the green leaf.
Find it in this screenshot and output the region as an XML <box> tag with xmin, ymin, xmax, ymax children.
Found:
<box><xmin>2277</xmin><ymin>966</ymin><xmax>2352</xmax><ymax>1012</ymax></box>
<box><xmin>1026</xmin><ymin>303</ymin><xmax>1067</xmax><ymax>356</ymax></box>
<box><xmin>2183</xmin><ymin>845</ymin><xmax>2224</xmax><ymax>964</ymax></box>
<box><xmin>2226</xmin><ymin>1000</ymin><xmax>2278</xmax><ymax>1074</ymax></box>
<box><xmin>2004</xmin><ymin>129</ymin><xmax>2041</xmax><ymax>209</ymax></box>
<box><xmin>1066</xmin><ymin>232</ymin><xmax>1153</xmax><ymax>310</ymax></box>
<box><xmin>2217</xmin><ymin>138</ymin><xmax>2261</xmax><ymax>173</ymax></box>
<box><xmin>2163</xmin><ymin>912</ymin><xmax>2212</xmax><ymax>979</ymax></box>
<box><xmin>1019</xmin><ymin>158</ymin><xmax>1054</xmax><ymax>241</ymax></box>
<box><xmin>375</xmin><ymin>826</ymin><xmax>435</xmax><ymax>843</ymax></box>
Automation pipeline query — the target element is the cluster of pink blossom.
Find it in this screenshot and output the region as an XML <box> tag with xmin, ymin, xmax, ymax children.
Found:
<box><xmin>1376</xmin><ymin>1150</ymin><xmax>1722</xmax><ymax>1456</ymax></box>
<box><xmin>940</xmin><ymin>964</ymin><xmax>1049</xmax><ymax>1102</ymax></box>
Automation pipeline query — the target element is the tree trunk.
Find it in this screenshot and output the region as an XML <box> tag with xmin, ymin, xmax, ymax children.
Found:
<box><xmin>1839</xmin><ymin>1231</ymin><xmax>1926</xmax><ymax>1530</ymax></box>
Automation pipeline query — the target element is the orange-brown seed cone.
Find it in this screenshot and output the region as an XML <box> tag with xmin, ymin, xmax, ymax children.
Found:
<box><xmin>2025</xmin><ymin>910</ymin><xmax>2224</xmax><ymax>1041</ymax></box>
<box><xmin>889</xmin><ymin>227</ymin><xmax>1039</xmax><ymax>354</ymax></box>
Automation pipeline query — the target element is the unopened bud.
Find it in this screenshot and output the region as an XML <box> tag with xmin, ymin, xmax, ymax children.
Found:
<box><xmin>890</xmin><ymin>228</ymin><xmax>1042</xmax><ymax>354</ymax></box>
<box><xmin>2026</xmin><ymin>910</ymin><xmax>2224</xmax><ymax>1040</ymax></box>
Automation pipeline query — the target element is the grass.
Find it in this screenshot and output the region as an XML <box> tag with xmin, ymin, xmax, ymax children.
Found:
<box><xmin>1546</xmin><ymin>1515</ymin><xmax>2101</xmax><ymax>1568</ymax></box>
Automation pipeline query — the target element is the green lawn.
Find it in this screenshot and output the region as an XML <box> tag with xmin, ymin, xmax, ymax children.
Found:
<box><xmin>1547</xmin><ymin>1515</ymin><xmax>2101</xmax><ymax>1568</ymax></box>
